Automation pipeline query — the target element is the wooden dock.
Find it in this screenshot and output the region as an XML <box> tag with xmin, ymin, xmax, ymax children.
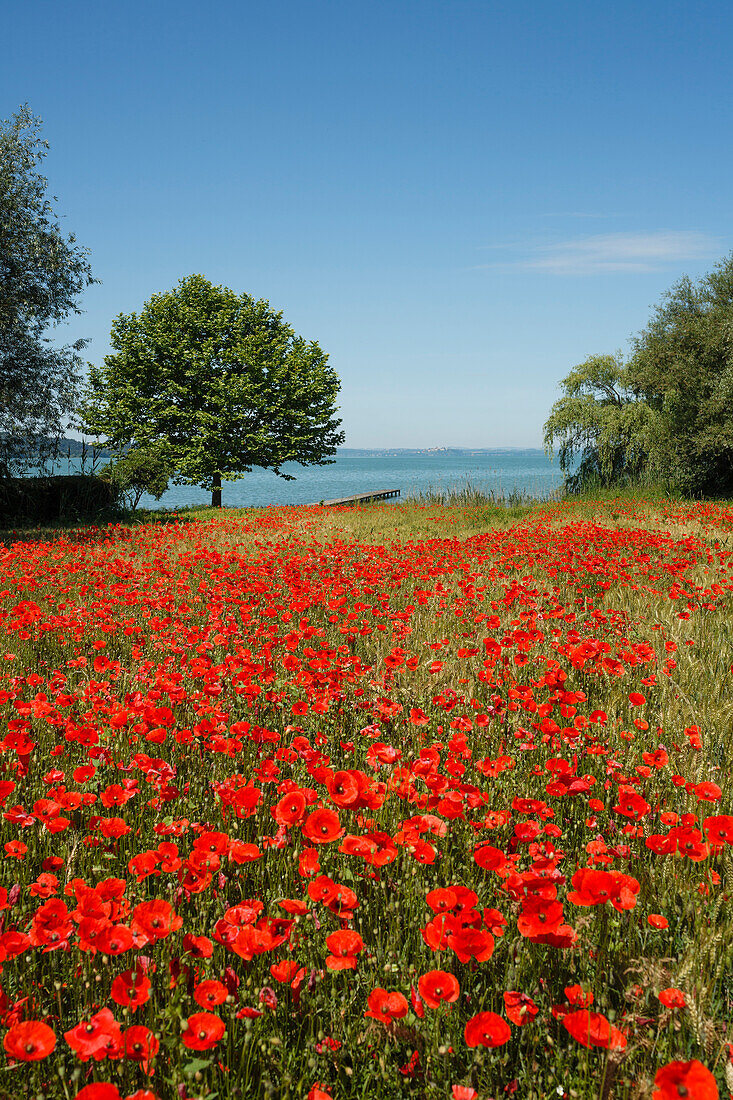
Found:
<box><xmin>310</xmin><ymin>488</ymin><xmax>401</xmax><ymax>507</ymax></box>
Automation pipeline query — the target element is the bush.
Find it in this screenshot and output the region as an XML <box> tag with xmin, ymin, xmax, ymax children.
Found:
<box><xmin>102</xmin><ymin>445</ymin><xmax>174</xmax><ymax>509</ymax></box>
<box><xmin>0</xmin><ymin>473</ymin><xmax>121</xmax><ymax>523</ymax></box>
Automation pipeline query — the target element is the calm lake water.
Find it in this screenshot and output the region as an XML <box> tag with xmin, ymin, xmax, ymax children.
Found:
<box><xmin>53</xmin><ymin>448</ymin><xmax>564</xmax><ymax>509</ymax></box>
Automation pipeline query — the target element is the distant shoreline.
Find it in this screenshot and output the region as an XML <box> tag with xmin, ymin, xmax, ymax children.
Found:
<box><xmin>55</xmin><ymin>439</ymin><xmax>550</xmax><ymax>459</ymax></box>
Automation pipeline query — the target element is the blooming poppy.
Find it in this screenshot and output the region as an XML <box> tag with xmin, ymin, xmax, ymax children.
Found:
<box><xmin>447</xmin><ymin>926</ymin><xmax>495</xmax><ymax>964</ymax></box>
<box><xmin>4</xmin><ymin>1020</ymin><xmax>56</xmax><ymax>1061</ymax></box>
<box><xmin>273</xmin><ymin>790</ymin><xmax>307</xmax><ymax>827</ymax></box>
<box><xmin>182</xmin><ymin>933</ymin><xmax>214</xmax><ymax>958</ymax></box>
<box><xmin>194</xmin><ymin>980</ymin><xmax>228</xmax><ymax>1008</ymax></box>
<box><xmin>302</xmin><ymin>808</ymin><xmax>344</xmax><ymax>845</ymax></box>
<box><xmin>474</xmin><ymin>845</ymin><xmax>507</xmax><ymax>872</ymax></box>
<box><xmin>426</xmin><ymin>887</ymin><xmax>458</xmax><ymax>913</ymax></box>
<box><xmin>123</xmin><ymin>1026</ymin><xmax>159</xmax><ymax>1072</ymax></box>
<box><xmin>503</xmin><ymin>991</ymin><xmax>539</xmax><ymax>1026</ymax></box>
<box><xmin>307</xmin><ymin>1086</ymin><xmax>333</xmax><ymax>1100</ymax></box>
<box><xmin>562</xmin><ymin>1010</ymin><xmax>626</xmax><ymax>1051</ymax></box>
<box><xmin>111</xmin><ymin>969</ymin><xmax>151</xmax><ymax>1010</ymax></box>
<box><xmin>464</xmin><ymin>1011</ymin><xmax>511</xmax><ymax>1048</ymax></box>
<box><xmin>65</xmin><ymin>1009</ymin><xmax>121</xmax><ymax>1062</ymax></box>
<box><xmin>517</xmin><ymin>899</ymin><xmax>564</xmax><ymax>939</ymax></box>
<box><xmin>131</xmin><ymin>899</ymin><xmax>182</xmax><ymax>944</ymax></box>
<box><xmin>652</xmin><ymin>1060</ymin><xmax>718</xmax><ymax>1100</ymax></box>
<box><xmin>658</xmin><ymin>988</ymin><xmax>686</xmax><ymax>1009</ymax></box>
<box><xmin>182</xmin><ymin>1012</ymin><xmax>226</xmax><ymax>1050</ymax></box>
<box><xmin>418</xmin><ymin>970</ymin><xmax>460</xmax><ymax>1009</ymax></box>
<box><xmin>364</xmin><ymin>988</ymin><xmax>409</xmax><ymax>1024</ymax></box>
<box><xmin>704</xmin><ymin>815</ymin><xmax>733</xmax><ymax>845</ymax></box>
<box><xmin>325</xmin><ymin>929</ymin><xmax>364</xmax><ymax>970</ymax></box>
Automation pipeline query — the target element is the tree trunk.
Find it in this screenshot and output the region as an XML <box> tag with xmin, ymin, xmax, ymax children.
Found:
<box><xmin>211</xmin><ymin>472</ymin><xmax>222</xmax><ymax>508</ymax></box>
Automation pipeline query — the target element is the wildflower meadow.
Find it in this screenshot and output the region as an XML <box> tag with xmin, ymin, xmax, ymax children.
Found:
<box><xmin>0</xmin><ymin>497</ymin><xmax>731</xmax><ymax>1100</ymax></box>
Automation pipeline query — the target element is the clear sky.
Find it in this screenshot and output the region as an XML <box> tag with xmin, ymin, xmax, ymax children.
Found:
<box><xmin>4</xmin><ymin>0</ymin><xmax>732</xmax><ymax>448</ymax></box>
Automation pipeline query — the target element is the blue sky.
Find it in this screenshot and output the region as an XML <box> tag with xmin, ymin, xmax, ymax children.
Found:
<box><xmin>4</xmin><ymin>0</ymin><xmax>732</xmax><ymax>447</ymax></box>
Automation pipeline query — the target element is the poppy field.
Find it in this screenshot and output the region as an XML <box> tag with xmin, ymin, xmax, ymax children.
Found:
<box><xmin>0</xmin><ymin>498</ymin><xmax>732</xmax><ymax>1100</ymax></box>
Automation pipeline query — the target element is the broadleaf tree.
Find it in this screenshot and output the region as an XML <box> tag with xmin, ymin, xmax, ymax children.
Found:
<box><xmin>0</xmin><ymin>105</ymin><xmax>95</xmax><ymax>475</ymax></box>
<box><xmin>629</xmin><ymin>254</ymin><xmax>733</xmax><ymax>495</ymax></box>
<box><xmin>80</xmin><ymin>274</ymin><xmax>345</xmax><ymax>506</ymax></box>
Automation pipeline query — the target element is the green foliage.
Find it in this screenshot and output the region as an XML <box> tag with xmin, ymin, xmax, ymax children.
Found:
<box><xmin>102</xmin><ymin>444</ymin><xmax>175</xmax><ymax>509</ymax></box>
<box><xmin>543</xmin><ymin>354</ymin><xmax>654</xmax><ymax>492</ymax></box>
<box><xmin>80</xmin><ymin>274</ymin><xmax>344</xmax><ymax>506</ymax></box>
<box><xmin>630</xmin><ymin>254</ymin><xmax>733</xmax><ymax>495</ymax></box>
<box><xmin>0</xmin><ymin>106</ymin><xmax>95</xmax><ymax>475</ymax></box>
<box><xmin>545</xmin><ymin>254</ymin><xmax>733</xmax><ymax>495</ymax></box>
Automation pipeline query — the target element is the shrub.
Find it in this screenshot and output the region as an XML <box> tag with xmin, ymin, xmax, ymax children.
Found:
<box><xmin>0</xmin><ymin>473</ymin><xmax>121</xmax><ymax>523</ymax></box>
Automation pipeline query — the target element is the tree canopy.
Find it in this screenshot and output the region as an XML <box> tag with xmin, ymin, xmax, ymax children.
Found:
<box><xmin>0</xmin><ymin>106</ymin><xmax>94</xmax><ymax>475</ymax></box>
<box><xmin>629</xmin><ymin>256</ymin><xmax>733</xmax><ymax>495</ymax></box>
<box><xmin>80</xmin><ymin>274</ymin><xmax>345</xmax><ymax>506</ymax></box>
<box><xmin>544</xmin><ymin>253</ymin><xmax>733</xmax><ymax>496</ymax></box>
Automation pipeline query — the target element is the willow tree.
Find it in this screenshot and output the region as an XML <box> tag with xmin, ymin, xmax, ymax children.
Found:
<box><xmin>543</xmin><ymin>354</ymin><xmax>654</xmax><ymax>492</ymax></box>
<box><xmin>80</xmin><ymin>274</ymin><xmax>344</xmax><ymax>506</ymax></box>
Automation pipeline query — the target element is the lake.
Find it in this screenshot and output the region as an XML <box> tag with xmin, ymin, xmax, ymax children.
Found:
<box><xmin>51</xmin><ymin>448</ymin><xmax>564</xmax><ymax>509</ymax></box>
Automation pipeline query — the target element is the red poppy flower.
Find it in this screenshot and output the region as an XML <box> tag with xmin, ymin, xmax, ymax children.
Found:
<box><xmin>194</xmin><ymin>980</ymin><xmax>228</xmax><ymax>1008</ymax></box>
<box><xmin>694</xmin><ymin>782</ymin><xmax>722</xmax><ymax>803</ymax></box>
<box><xmin>325</xmin><ymin>929</ymin><xmax>364</xmax><ymax>970</ymax></box>
<box><xmin>426</xmin><ymin>887</ymin><xmax>458</xmax><ymax>913</ymax></box>
<box><xmin>273</xmin><ymin>790</ymin><xmax>307</xmax><ymax>827</ymax></box>
<box><xmin>648</xmin><ymin>914</ymin><xmax>669</xmax><ymax>929</ymax></box>
<box><xmin>464</xmin><ymin>1011</ymin><xmax>511</xmax><ymax>1047</ymax></box>
<box><xmin>65</xmin><ymin>1008</ymin><xmax>121</xmax><ymax>1062</ymax></box>
<box><xmin>302</xmin><ymin>808</ymin><xmax>344</xmax><ymax>845</ymax></box>
<box><xmin>657</xmin><ymin>988</ymin><xmax>686</xmax><ymax>1009</ymax></box>
<box><xmin>182</xmin><ymin>933</ymin><xmax>214</xmax><ymax>958</ymax></box>
<box><xmin>111</xmin><ymin>968</ymin><xmax>151</xmax><ymax>1010</ymax></box>
<box><xmin>562</xmin><ymin>1010</ymin><xmax>626</xmax><ymax>1051</ymax></box>
<box><xmin>565</xmin><ymin>985</ymin><xmax>593</xmax><ymax>1008</ymax></box>
<box><xmin>704</xmin><ymin>815</ymin><xmax>733</xmax><ymax>845</ymax></box>
<box><xmin>74</xmin><ymin>1086</ymin><xmax>121</xmax><ymax>1100</ymax></box>
<box><xmin>652</xmin><ymin>1060</ymin><xmax>718</xmax><ymax>1100</ymax></box>
<box><xmin>4</xmin><ymin>1020</ymin><xmax>56</xmax><ymax>1061</ymax></box>
<box><xmin>307</xmin><ymin>1085</ymin><xmax>333</xmax><ymax>1100</ymax></box>
<box><xmin>132</xmin><ymin>899</ymin><xmax>182</xmax><ymax>944</ymax></box>
<box><xmin>503</xmin><ymin>991</ymin><xmax>539</xmax><ymax>1026</ymax></box>
<box><xmin>364</xmin><ymin>988</ymin><xmax>409</xmax><ymax>1024</ymax></box>
<box><xmin>418</xmin><ymin>970</ymin><xmax>460</xmax><ymax>1009</ymax></box>
<box><xmin>326</xmin><ymin>770</ymin><xmax>361</xmax><ymax>807</ymax></box>
<box><xmin>123</xmin><ymin>1025</ymin><xmax>159</xmax><ymax>1072</ymax></box>
<box><xmin>182</xmin><ymin>1012</ymin><xmax>226</xmax><ymax>1050</ymax></box>
<box><xmin>474</xmin><ymin>845</ymin><xmax>507</xmax><ymax>872</ymax></box>
<box><xmin>97</xmin><ymin>924</ymin><xmax>134</xmax><ymax>955</ymax></box>
<box><xmin>517</xmin><ymin>899</ymin><xmax>564</xmax><ymax>939</ymax></box>
<box><xmin>270</xmin><ymin>960</ymin><xmax>306</xmax><ymax>992</ymax></box>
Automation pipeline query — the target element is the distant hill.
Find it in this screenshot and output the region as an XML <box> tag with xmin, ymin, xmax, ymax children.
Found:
<box><xmin>55</xmin><ymin>437</ymin><xmax>112</xmax><ymax>458</ymax></box>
